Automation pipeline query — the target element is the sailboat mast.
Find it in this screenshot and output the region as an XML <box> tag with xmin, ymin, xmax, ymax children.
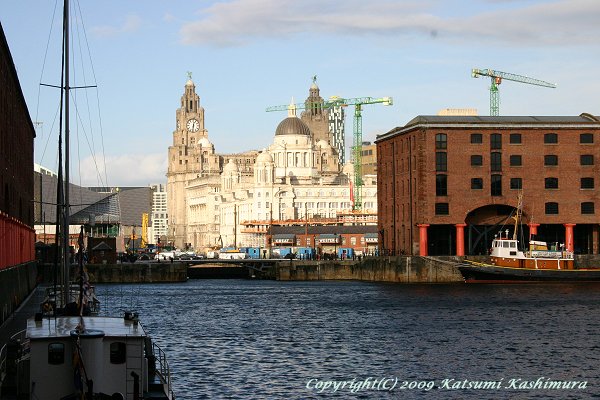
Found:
<box><xmin>62</xmin><ymin>0</ymin><xmax>71</xmax><ymax>304</ymax></box>
<box><xmin>513</xmin><ymin>192</ymin><xmax>523</xmax><ymax>241</ymax></box>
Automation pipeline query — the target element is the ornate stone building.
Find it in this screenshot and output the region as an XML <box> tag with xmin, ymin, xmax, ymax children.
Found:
<box><xmin>167</xmin><ymin>77</ymin><xmax>377</xmax><ymax>252</ymax></box>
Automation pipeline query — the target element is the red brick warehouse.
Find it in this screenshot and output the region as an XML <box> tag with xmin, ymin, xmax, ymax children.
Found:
<box><xmin>376</xmin><ymin>114</ymin><xmax>600</xmax><ymax>256</ymax></box>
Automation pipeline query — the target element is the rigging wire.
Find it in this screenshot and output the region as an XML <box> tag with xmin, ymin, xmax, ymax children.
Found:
<box><xmin>33</xmin><ymin>0</ymin><xmax>60</xmax><ymax>149</ymax></box>
<box><xmin>35</xmin><ymin>0</ymin><xmax>61</xmax><ymax>171</ymax></box>
<box><xmin>75</xmin><ymin>0</ymin><xmax>109</xmax><ymax>188</ymax></box>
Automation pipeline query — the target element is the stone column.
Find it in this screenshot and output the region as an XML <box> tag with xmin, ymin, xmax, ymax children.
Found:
<box><xmin>455</xmin><ymin>223</ymin><xmax>467</xmax><ymax>256</ymax></box>
<box><xmin>418</xmin><ymin>224</ymin><xmax>430</xmax><ymax>256</ymax></box>
<box><xmin>564</xmin><ymin>223</ymin><xmax>576</xmax><ymax>253</ymax></box>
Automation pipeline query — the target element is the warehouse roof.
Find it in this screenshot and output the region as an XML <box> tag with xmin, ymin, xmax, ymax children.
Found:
<box><xmin>376</xmin><ymin>113</ymin><xmax>600</xmax><ymax>142</ymax></box>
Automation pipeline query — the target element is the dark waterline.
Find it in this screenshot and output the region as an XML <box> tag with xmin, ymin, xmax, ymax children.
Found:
<box><xmin>98</xmin><ymin>280</ymin><xmax>600</xmax><ymax>399</ymax></box>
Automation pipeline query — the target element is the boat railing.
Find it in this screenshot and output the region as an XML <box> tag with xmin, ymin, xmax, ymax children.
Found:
<box><xmin>0</xmin><ymin>342</ymin><xmax>6</xmax><ymax>380</ymax></box>
<box><xmin>153</xmin><ymin>341</ymin><xmax>174</xmax><ymax>397</ymax></box>
<box><xmin>0</xmin><ymin>329</ymin><xmax>28</xmax><ymax>381</ymax></box>
<box><xmin>527</xmin><ymin>249</ymin><xmax>575</xmax><ymax>260</ymax></box>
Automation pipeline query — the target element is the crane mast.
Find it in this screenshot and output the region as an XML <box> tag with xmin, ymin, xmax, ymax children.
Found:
<box><xmin>266</xmin><ymin>95</ymin><xmax>392</xmax><ymax>210</ymax></box>
<box><xmin>472</xmin><ymin>68</ymin><xmax>556</xmax><ymax>116</ymax></box>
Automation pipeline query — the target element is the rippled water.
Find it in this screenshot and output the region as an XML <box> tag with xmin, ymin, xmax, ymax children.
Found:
<box><xmin>98</xmin><ymin>280</ymin><xmax>600</xmax><ymax>399</ymax></box>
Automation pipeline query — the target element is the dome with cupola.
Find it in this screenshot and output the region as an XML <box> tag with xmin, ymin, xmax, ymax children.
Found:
<box><xmin>275</xmin><ymin>117</ymin><xmax>311</xmax><ymax>137</ymax></box>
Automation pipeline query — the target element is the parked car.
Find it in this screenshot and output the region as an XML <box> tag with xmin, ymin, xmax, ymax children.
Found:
<box><xmin>155</xmin><ymin>251</ymin><xmax>175</xmax><ymax>261</ymax></box>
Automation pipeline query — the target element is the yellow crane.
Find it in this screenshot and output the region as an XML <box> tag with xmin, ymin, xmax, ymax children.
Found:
<box><xmin>141</xmin><ymin>212</ymin><xmax>148</xmax><ymax>248</ymax></box>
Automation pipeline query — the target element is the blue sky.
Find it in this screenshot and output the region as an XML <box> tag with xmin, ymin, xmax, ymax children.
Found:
<box><xmin>2</xmin><ymin>0</ymin><xmax>599</xmax><ymax>186</ymax></box>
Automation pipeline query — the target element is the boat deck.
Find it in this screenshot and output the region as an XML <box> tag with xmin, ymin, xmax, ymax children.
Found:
<box><xmin>27</xmin><ymin>315</ymin><xmax>147</xmax><ymax>339</ymax></box>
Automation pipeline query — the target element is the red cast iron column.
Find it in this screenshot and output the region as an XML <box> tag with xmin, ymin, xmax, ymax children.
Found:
<box><xmin>455</xmin><ymin>224</ymin><xmax>467</xmax><ymax>256</ymax></box>
<box><xmin>564</xmin><ymin>223</ymin><xmax>576</xmax><ymax>253</ymax></box>
<box><xmin>418</xmin><ymin>224</ymin><xmax>429</xmax><ymax>256</ymax></box>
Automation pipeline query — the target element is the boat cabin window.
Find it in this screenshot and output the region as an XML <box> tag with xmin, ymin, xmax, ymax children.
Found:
<box><xmin>110</xmin><ymin>342</ymin><xmax>127</xmax><ymax>364</ymax></box>
<box><xmin>510</xmin><ymin>242</ymin><xmax>516</xmax><ymax>248</ymax></box>
<box><xmin>503</xmin><ymin>242</ymin><xmax>509</xmax><ymax>248</ymax></box>
<box><xmin>48</xmin><ymin>343</ymin><xmax>65</xmax><ymax>365</ymax></box>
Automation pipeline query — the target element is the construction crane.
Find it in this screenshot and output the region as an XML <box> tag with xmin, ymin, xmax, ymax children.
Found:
<box><xmin>471</xmin><ymin>68</ymin><xmax>556</xmax><ymax>116</ymax></box>
<box><xmin>141</xmin><ymin>212</ymin><xmax>148</xmax><ymax>248</ymax></box>
<box><xmin>266</xmin><ymin>96</ymin><xmax>393</xmax><ymax>210</ymax></box>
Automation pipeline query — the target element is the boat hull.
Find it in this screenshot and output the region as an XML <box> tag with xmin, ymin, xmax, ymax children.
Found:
<box><xmin>459</xmin><ymin>262</ymin><xmax>600</xmax><ymax>283</ymax></box>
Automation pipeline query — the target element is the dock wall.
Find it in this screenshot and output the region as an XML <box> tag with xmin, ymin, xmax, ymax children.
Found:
<box><xmin>0</xmin><ymin>262</ymin><xmax>38</xmax><ymax>326</ymax></box>
<box><xmin>39</xmin><ymin>262</ymin><xmax>188</xmax><ymax>283</ymax></box>
<box><xmin>277</xmin><ymin>256</ymin><xmax>466</xmax><ymax>283</ymax></box>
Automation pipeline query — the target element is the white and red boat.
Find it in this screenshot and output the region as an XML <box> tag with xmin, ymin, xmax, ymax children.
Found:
<box><xmin>459</xmin><ymin>195</ymin><xmax>600</xmax><ymax>282</ymax></box>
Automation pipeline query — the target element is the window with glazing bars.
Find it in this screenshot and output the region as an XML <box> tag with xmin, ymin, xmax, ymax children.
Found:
<box><xmin>491</xmin><ymin>152</ymin><xmax>502</xmax><ymax>171</ymax></box>
<box><xmin>436</xmin><ymin>174</ymin><xmax>447</xmax><ymax>196</ymax></box>
<box><xmin>545</xmin><ymin>177</ymin><xmax>558</xmax><ymax>189</ymax></box>
<box><xmin>509</xmin><ymin>155</ymin><xmax>522</xmax><ymax>166</ymax></box>
<box><xmin>510</xmin><ymin>178</ymin><xmax>522</xmax><ymax>190</ymax></box>
<box><xmin>471</xmin><ymin>178</ymin><xmax>483</xmax><ymax>190</ymax></box>
<box><xmin>544</xmin><ymin>155</ymin><xmax>558</xmax><ymax>166</ymax></box>
<box><xmin>581</xmin><ymin>177</ymin><xmax>594</xmax><ymax>189</ymax></box>
<box><xmin>581</xmin><ymin>155</ymin><xmax>594</xmax><ymax>165</ymax></box>
<box><xmin>435</xmin><ymin>203</ymin><xmax>449</xmax><ymax>215</ymax></box>
<box><xmin>544</xmin><ymin>133</ymin><xmax>558</xmax><ymax>144</ymax></box>
<box><xmin>471</xmin><ymin>133</ymin><xmax>482</xmax><ymax>144</ymax></box>
<box><xmin>471</xmin><ymin>155</ymin><xmax>483</xmax><ymax>166</ymax></box>
<box><xmin>491</xmin><ymin>175</ymin><xmax>502</xmax><ymax>196</ymax></box>
<box><xmin>580</xmin><ymin>133</ymin><xmax>594</xmax><ymax>144</ymax></box>
<box><xmin>436</xmin><ymin>152</ymin><xmax>447</xmax><ymax>171</ymax></box>
<box><xmin>509</xmin><ymin>133</ymin><xmax>522</xmax><ymax>144</ymax></box>
<box><xmin>435</xmin><ymin>133</ymin><xmax>447</xmax><ymax>150</ymax></box>
<box><xmin>490</xmin><ymin>133</ymin><xmax>502</xmax><ymax>149</ymax></box>
<box><xmin>545</xmin><ymin>202</ymin><xmax>559</xmax><ymax>214</ymax></box>
<box><xmin>581</xmin><ymin>202</ymin><xmax>595</xmax><ymax>214</ymax></box>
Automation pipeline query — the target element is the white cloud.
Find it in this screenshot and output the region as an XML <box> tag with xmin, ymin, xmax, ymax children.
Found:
<box><xmin>77</xmin><ymin>153</ymin><xmax>167</xmax><ymax>187</ymax></box>
<box><xmin>91</xmin><ymin>15</ymin><xmax>142</xmax><ymax>38</ymax></box>
<box><xmin>163</xmin><ymin>13</ymin><xmax>177</xmax><ymax>23</ymax></box>
<box><xmin>178</xmin><ymin>0</ymin><xmax>600</xmax><ymax>47</ymax></box>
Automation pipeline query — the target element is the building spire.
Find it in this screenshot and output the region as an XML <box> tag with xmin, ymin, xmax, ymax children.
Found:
<box><xmin>287</xmin><ymin>97</ymin><xmax>297</xmax><ymax>117</ymax></box>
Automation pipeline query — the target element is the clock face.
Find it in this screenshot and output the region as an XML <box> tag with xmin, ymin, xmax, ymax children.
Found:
<box><xmin>187</xmin><ymin>119</ymin><xmax>200</xmax><ymax>132</ymax></box>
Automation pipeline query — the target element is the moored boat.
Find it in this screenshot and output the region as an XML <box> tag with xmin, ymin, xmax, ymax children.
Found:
<box><xmin>459</xmin><ymin>194</ymin><xmax>600</xmax><ymax>282</ymax></box>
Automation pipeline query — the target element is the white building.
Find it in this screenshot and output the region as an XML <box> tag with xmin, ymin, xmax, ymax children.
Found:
<box><xmin>149</xmin><ymin>183</ymin><xmax>168</xmax><ymax>244</ymax></box>
<box><xmin>168</xmin><ymin>76</ymin><xmax>377</xmax><ymax>252</ymax></box>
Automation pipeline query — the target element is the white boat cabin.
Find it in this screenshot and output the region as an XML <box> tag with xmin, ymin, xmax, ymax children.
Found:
<box><xmin>19</xmin><ymin>313</ymin><xmax>168</xmax><ymax>399</ymax></box>
<box><xmin>491</xmin><ymin>233</ymin><xmax>573</xmax><ymax>260</ymax></box>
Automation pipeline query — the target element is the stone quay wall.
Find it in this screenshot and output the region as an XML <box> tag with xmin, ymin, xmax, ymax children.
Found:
<box><xmin>38</xmin><ymin>262</ymin><xmax>188</xmax><ymax>284</ymax></box>
<box><xmin>277</xmin><ymin>256</ymin><xmax>467</xmax><ymax>283</ymax></box>
<box><xmin>0</xmin><ymin>262</ymin><xmax>38</xmax><ymax>326</ymax></box>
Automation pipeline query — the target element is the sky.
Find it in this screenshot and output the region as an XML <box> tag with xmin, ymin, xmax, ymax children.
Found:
<box><xmin>2</xmin><ymin>0</ymin><xmax>600</xmax><ymax>187</ymax></box>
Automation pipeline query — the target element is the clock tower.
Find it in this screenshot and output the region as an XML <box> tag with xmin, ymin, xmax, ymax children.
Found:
<box><xmin>167</xmin><ymin>74</ymin><xmax>219</xmax><ymax>249</ymax></box>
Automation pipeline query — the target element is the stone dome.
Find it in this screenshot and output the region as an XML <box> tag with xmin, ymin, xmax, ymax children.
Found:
<box><xmin>275</xmin><ymin>117</ymin><xmax>311</xmax><ymax>136</ymax></box>
<box><xmin>185</xmin><ymin>79</ymin><xmax>194</xmax><ymax>86</ymax></box>
<box><xmin>256</xmin><ymin>150</ymin><xmax>273</xmax><ymax>163</ymax></box>
<box><xmin>223</xmin><ymin>159</ymin><xmax>237</xmax><ymax>172</ymax></box>
<box><xmin>198</xmin><ymin>137</ymin><xmax>212</xmax><ymax>148</ymax></box>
